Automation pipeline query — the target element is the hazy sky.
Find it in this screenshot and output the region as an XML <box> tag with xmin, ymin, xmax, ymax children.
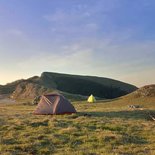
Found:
<box><xmin>0</xmin><ymin>0</ymin><xmax>155</xmax><ymax>87</ymax></box>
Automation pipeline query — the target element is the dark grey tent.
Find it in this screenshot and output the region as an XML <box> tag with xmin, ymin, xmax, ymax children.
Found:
<box><xmin>33</xmin><ymin>93</ymin><xmax>76</xmax><ymax>115</ymax></box>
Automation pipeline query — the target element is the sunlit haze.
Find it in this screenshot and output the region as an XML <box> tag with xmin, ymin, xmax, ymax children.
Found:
<box><xmin>0</xmin><ymin>0</ymin><xmax>155</xmax><ymax>87</ymax></box>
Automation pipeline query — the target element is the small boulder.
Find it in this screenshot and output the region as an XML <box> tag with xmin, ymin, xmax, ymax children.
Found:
<box><xmin>32</xmin><ymin>96</ymin><xmax>41</xmax><ymax>105</ymax></box>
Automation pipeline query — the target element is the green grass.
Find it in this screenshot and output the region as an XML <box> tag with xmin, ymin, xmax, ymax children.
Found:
<box><xmin>0</xmin><ymin>97</ymin><xmax>155</xmax><ymax>155</ymax></box>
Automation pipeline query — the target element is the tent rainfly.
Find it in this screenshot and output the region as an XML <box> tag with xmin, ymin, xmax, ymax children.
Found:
<box><xmin>33</xmin><ymin>93</ymin><xmax>76</xmax><ymax>115</ymax></box>
<box><xmin>87</xmin><ymin>94</ymin><xmax>96</xmax><ymax>103</ymax></box>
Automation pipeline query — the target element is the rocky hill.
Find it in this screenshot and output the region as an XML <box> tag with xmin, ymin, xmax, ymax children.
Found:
<box><xmin>0</xmin><ymin>72</ymin><xmax>138</xmax><ymax>100</ymax></box>
<box><xmin>126</xmin><ymin>85</ymin><xmax>155</xmax><ymax>98</ymax></box>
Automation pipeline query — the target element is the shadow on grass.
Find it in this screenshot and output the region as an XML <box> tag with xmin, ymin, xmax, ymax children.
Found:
<box><xmin>30</xmin><ymin>120</ymin><xmax>49</xmax><ymax>127</ymax></box>
<box><xmin>121</xmin><ymin>134</ymin><xmax>148</xmax><ymax>144</ymax></box>
<box><xmin>78</xmin><ymin>110</ymin><xmax>155</xmax><ymax>120</ymax></box>
<box><xmin>103</xmin><ymin>134</ymin><xmax>148</xmax><ymax>145</ymax></box>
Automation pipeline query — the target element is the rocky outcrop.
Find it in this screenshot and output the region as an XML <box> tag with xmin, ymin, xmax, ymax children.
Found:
<box><xmin>11</xmin><ymin>82</ymin><xmax>51</xmax><ymax>99</ymax></box>
<box><xmin>128</xmin><ymin>85</ymin><xmax>155</xmax><ymax>98</ymax></box>
<box><xmin>135</xmin><ymin>85</ymin><xmax>155</xmax><ymax>97</ymax></box>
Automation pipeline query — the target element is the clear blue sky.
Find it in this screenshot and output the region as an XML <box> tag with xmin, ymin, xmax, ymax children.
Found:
<box><xmin>0</xmin><ymin>0</ymin><xmax>155</xmax><ymax>87</ymax></box>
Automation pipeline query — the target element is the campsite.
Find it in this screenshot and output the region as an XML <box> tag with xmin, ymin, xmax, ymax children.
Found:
<box><xmin>0</xmin><ymin>83</ymin><xmax>155</xmax><ymax>154</ymax></box>
<box><xmin>1</xmin><ymin>0</ymin><xmax>155</xmax><ymax>155</ymax></box>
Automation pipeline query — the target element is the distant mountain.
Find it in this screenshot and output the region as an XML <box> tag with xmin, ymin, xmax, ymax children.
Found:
<box><xmin>0</xmin><ymin>72</ymin><xmax>138</xmax><ymax>100</ymax></box>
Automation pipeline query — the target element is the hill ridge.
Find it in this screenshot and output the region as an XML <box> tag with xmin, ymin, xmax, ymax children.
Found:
<box><xmin>124</xmin><ymin>84</ymin><xmax>155</xmax><ymax>99</ymax></box>
<box><xmin>0</xmin><ymin>72</ymin><xmax>138</xmax><ymax>100</ymax></box>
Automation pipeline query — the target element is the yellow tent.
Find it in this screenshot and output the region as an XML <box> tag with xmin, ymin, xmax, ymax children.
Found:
<box><xmin>87</xmin><ymin>94</ymin><xmax>96</xmax><ymax>103</ymax></box>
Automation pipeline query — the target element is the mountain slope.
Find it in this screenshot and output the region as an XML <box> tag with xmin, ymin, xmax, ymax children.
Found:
<box><xmin>40</xmin><ymin>72</ymin><xmax>137</xmax><ymax>93</ymax></box>
<box><xmin>0</xmin><ymin>80</ymin><xmax>24</xmax><ymax>94</ymax></box>
<box><xmin>39</xmin><ymin>72</ymin><xmax>137</xmax><ymax>98</ymax></box>
<box><xmin>0</xmin><ymin>72</ymin><xmax>138</xmax><ymax>100</ymax></box>
<box><xmin>123</xmin><ymin>84</ymin><xmax>155</xmax><ymax>99</ymax></box>
<box><xmin>104</xmin><ymin>85</ymin><xmax>155</xmax><ymax>110</ymax></box>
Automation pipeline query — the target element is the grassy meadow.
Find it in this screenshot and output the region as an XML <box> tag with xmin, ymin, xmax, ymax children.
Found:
<box><xmin>0</xmin><ymin>97</ymin><xmax>155</xmax><ymax>155</ymax></box>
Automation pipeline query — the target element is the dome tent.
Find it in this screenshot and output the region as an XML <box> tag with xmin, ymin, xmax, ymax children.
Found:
<box><xmin>87</xmin><ymin>94</ymin><xmax>96</xmax><ymax>103</ymax></box>
<box><xmin>33</xmin><ymin>93</ymin><xmax>76</xmax><ymax>115</ymax></box>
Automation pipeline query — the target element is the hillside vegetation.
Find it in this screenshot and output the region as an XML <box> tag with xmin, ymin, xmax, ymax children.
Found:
<box><xmin>0</xmin><ymin>72</ymin><xmax>137</xmax><ymax>100</ymax></box>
